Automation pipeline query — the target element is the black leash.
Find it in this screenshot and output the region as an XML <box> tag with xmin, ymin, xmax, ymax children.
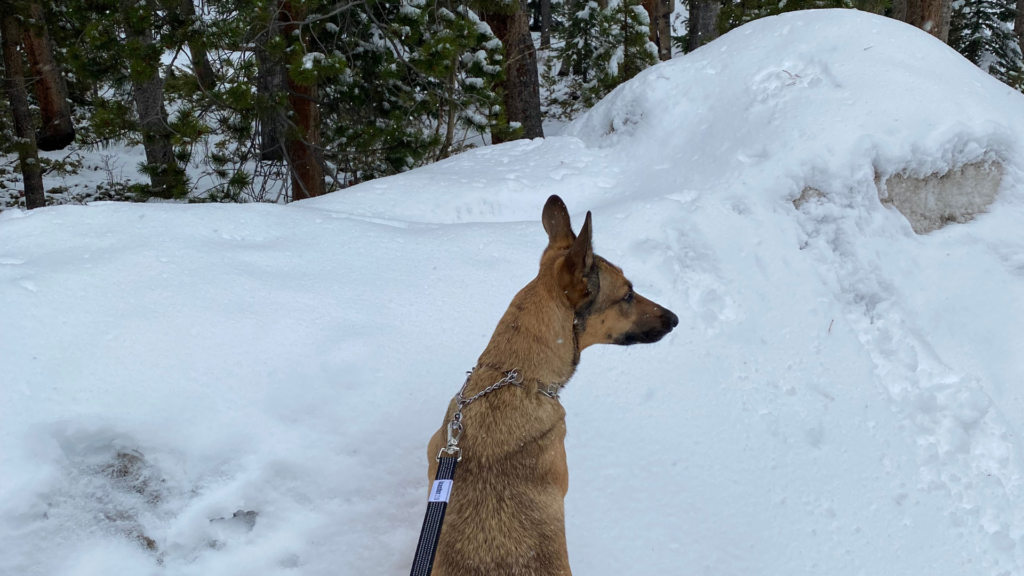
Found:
<box><xmin>408</xmin><ymin>368</ymin><xmax>563</xmax><ymax>576</ymax></box>
<box><xmin>409</xmin><ymin>455</ymin><xmax>458</xmax><ymax>576</ymax></box>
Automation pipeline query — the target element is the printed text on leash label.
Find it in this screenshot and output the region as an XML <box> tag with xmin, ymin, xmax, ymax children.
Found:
<box><xmin>429</xmin><ymin>480</ymin><xmax>453</xmax><ymax>503</ymax></box>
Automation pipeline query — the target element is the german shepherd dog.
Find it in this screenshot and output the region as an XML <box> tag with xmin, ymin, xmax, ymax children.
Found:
<box><xmin>426</xmin><ymin>195</ymin><xmax>678</xmax><ymax>576</ymax></box>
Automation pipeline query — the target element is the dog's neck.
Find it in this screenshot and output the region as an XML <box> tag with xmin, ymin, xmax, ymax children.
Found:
<box><xmin>472</xmin><ymin>276</ymin><xmax>578</xmax><ymax>396</ymax></box>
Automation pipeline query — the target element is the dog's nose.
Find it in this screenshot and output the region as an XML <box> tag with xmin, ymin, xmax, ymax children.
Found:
<box><xmin>665</xmin><ymin>309</ymin><xmax>679</xmax><ymax>329</ymax></box>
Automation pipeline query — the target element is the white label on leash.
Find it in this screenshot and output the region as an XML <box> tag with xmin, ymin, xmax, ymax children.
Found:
<box><xmin>429</xmin><ymin>480</ymin><xmax>453</xmax><ymax>503</ymax></box>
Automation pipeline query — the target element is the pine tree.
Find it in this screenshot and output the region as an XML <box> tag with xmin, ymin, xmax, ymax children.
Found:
<box><xmin>717</xmin><ymin>0</ymin><xmax>851</xmax><ymax>46</ymax></box>
<box><xmin>904</xmin><ymin>0</ymin><xmax>954</xmax><ymax>42</ymax></box>
<box><xmin>7</xmin><ymin>0</ymin><xmax>507</xmax><ymax>204</ymax></box>
<box><xmin>545</xmin><ymin>0</ymin><xmax>656</xmax><ymax>118</ymax></box>
<box><xmin>120</xmin><ymin>0</ymin><xmax>189</xmax><ymax>199</ymax></box>
<box><xmin>1</xmin><ymin>0</ymin><xmax>46</xmax><ymax>209</ymax></box>
<box><xmin>559</xmin><ymin>0</ymin><xmax>603</xmax><ymax>84</ymax></box>
<box><xmin>481</xmin><ymin>0</ymin><xmax>545</xmax><ymax>142</ymax></box>
<box><xmin>20</xmin><ymin>2</ymin><xmax>76</xmax><ymax>151</ymax></box>
<box><xmin>951</xmin><ymin>0</ymin><xmax>1023</xmax><ymax>89</ymax></box>
<box><xmin>599</xmin><ymin>0</ymin><xmax>658</xmax><ymax>86</ymax></box>
<box><xmin>686</xmin><ymin>0</ymin><xmax>720</xmax><ymax>52</ymax></box>
<box><xmin>312</xmin><ymin>0</ymin><xmax>506</xmax><ymax>179</ymax></box>
<box><xmin>192</xmin><ymin>0</ymin><xmax>506</xmax><ymax>193</ymax></box>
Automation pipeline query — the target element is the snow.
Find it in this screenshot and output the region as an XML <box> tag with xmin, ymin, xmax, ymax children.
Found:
<box><xmin>301</xmin><ymin>52</ymin><xmax>325</xmax><ymax>69</ymax></box>
<box><xmin>3</xmin><ymin>9</ymin><xmax>1024</xmax><ymax>576</ymax></box>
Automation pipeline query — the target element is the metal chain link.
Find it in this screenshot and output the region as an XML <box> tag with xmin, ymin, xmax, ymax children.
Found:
<box><xmin>438</xmin><ymin>369</ymin><xmax>521</xmax><ymax>461</ymax></box>
<box><xmin>437</xmin><ymin>368</ymin><xmax>564</xmax><ymax>461</ymax></box>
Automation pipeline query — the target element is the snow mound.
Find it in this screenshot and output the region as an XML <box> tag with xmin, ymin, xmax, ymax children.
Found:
<box><xmin>3</xmin><ymin>9</ymin><xmax>1024</xmax><ymax>576</ymax></box>
<box><xmin>565</xmin><ymin>9</ymin><xmax>1023</xmax><ymax>206</ymax></box>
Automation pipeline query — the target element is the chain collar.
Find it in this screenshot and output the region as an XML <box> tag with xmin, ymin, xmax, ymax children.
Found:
<box><xmin>475</xmin><ymin>363</ymin><xmax>566</xmax><ymax>400</ymax></box>
<box><xmin>437</xmin><ymin>367</ymin><xmax>566</xmax><ymax>461</ymax></box>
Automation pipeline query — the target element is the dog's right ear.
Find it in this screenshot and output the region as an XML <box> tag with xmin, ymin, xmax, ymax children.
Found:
<box><xmin>559</xmin><ymin>211</ymin><xmax>595</xmax><ymax>306</ymax></box>
<box><xmin>542</xmin><ymin>195</ymin><xmax>575</xmax><ymax>250</ymax></box>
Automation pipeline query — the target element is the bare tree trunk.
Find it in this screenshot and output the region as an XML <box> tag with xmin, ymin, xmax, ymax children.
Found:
<box><xmin>484</xmin><ymin>0</ymin><xmax>544</xmax><ymax>143</ymax></box>
<box><xmin>904</xmin><ymin>0</ymin><xmax>951</xmax><ymax>42</ymax></box>
<box><xmin>280</xmin><ymin>1</ymin><xmax>325</xmax><ymax>200</ymax></box>
<box><xmin>178</xmin><ymin>0</ymin><xmax>216</xmax><ymax>90</ymax></box>
<box><xmin>643</xmin><ymin>0</ymin><xmax>673</xmax><ymax>59</ymax></box>
<box><xmin>256</xmin><ymin>0</ymin><xmax>286</xmax><ymax>161</ymax></box>
<box><xmin>643</xmin><ymin>0</ymin><xmax>658</xmax><ymax>46</ymax></box>
<box><xmin>890</xmin><ymin>0</ymin><xmax>907</xmax><ymax>21</ymax></box>
<box><xmin>686</xmin><ymin>0</ymin><xmax>720</xmax><ymax>52</ymax></box>
<box><xmin>122</xmin><ymin>0</ymin><xmax>185</xmax><ymax>198</ymax></box>
<box><xmin>438</xmin><ymin>63</ymin><xmax>458</xmax><ymax>160</ymax></box>
<box><xmin>557</xmin><ymin>0</ymin><xmax>577</xmax><ymax>76</ymax></box>
<box><xmin>20</xmin><ymin>2</ymin><xmax>75</xmax><ymax>151</ymax></box>
<box><xmin>657</xmin><ymin>0</ymin><xmax>673</xmax><ymax>60</ymax></box>
<box><xmin>2</xmin><ymin>9</ymin><xmax>46</xmax><ymax>209</ymax></box>
<box><xmin>540</xmin><ymin>0</ymin><xmax>551</xmax><ymax>49</ymax></box>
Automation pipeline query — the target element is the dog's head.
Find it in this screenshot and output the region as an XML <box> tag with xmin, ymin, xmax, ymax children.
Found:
<box><xmin>541</xmin><ymin>195</ymin><xmax>678</xmax><ymax>350</ymax></box>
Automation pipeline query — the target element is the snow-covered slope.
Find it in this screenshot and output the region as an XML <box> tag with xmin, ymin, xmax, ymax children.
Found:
<box><xmin>3</xmin><ymin>9</ymin><xmax>1024</xmax><ymax>576</ymax></box>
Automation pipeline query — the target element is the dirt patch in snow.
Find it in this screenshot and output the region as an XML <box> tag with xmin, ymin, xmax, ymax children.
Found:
<box><xmin>877</xmin><ymin>161</ymin><xmax>1003</xmax><ymax>234</ymax></box>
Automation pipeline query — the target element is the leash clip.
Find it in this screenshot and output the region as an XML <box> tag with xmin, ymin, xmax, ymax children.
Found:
<box><xmin>437</xmin><ymin>419</ymin><xmax>464</xmax><ymax>461</ymax></box>
<box><xmin>436</xmin><ymin>368</ymin><xmax>524</xmax><ymax>462</ymax></box>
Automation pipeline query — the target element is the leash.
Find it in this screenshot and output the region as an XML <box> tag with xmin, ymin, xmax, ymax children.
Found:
<box><xmin>409</xmin><ymin>454</ymin><xmax>457</xmax><ymax>576</ymax></box>
<box><xmin>408</xmin><ymin>368</ymin><xmax>562</xmax><ymax>576</ymax></box>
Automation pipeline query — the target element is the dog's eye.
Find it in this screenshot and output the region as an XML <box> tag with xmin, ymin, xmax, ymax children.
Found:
<box><xmin>622</xmin><ymin>290</ymin><xmax>634</xmax><ymax>304</ymax></box>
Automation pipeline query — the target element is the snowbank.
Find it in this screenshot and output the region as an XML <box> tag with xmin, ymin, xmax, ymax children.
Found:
<box><xmin>3</xmin><ymin>9</ymin><xmax>1024</xmax><ymax>576</ymax></box>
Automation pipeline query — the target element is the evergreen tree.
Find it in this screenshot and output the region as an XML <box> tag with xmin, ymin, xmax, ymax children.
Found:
<box><xmin>951</xmin><ymin>0</ymin><xmax>1023</xmax><ymax>89</ymax></box>
<box><xmin>599</xmin><ymin>0</ymin><xmax>658</xmax><ymax>86</ymax></box>
<box><xmin>558</xmin><ymin>0</ymin><xmax>603</xmax><ymax>84</ymax></box>
<box><xmin>305</xmin><ymin>0</ymin><xmax>506</xmax><ymax>181</ymax></box>
<box><xmin>687</xmin><ymin>0</ymin><xmax>720</xmax><ymax>52</ymax></box>
<box><xmin>481</xmin><ymin>0</ymin><xmax>545</xmax><ymax>142</ymax></box>
<box><xmin>2</xmin><ymin>0</ymin><xmax>47</xmax><ymax>209</ymax></box>
<box><xmin>716</xmin><ymin>0</ymin><xmax>852</xmax><ymax>47</ymax></box>
<box><xmin>21</xmin><ymin>2</ymin><xmax>76</xmax><ymax>151</ymax></box>
<box><xmin>30</xmin><ymin>0</ymin><xmax>507</xmax><ymax>202</ymax></box>
<box><xmin>545</xmin><ymin>0</ymin><xmax>656</xmax><ymax>118</ymax></box>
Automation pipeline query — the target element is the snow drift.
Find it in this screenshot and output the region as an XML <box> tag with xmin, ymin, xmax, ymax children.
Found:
<box><xmin>3</xmin><ymin>9</ymin><xmax>1024</xmax><ymax>576</ymax></box>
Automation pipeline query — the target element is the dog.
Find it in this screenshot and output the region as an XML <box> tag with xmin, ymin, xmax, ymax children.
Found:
<box><xmin>425</xmin><ymin>195</ymin><xmax>678</xmax><ymax>576</ymax></box>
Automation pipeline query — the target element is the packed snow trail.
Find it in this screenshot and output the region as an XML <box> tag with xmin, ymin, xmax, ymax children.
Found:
<box><xmin>3</xmin><ymin>9</ymin><xmax>1024</xmax><ymax>576</ymax></box>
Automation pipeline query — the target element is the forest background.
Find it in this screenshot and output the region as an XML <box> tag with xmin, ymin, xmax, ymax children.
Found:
<box><xmin>1</xmin><ymin>0</ymin><xmax>1022</xmax><ymax>208</ymax></box>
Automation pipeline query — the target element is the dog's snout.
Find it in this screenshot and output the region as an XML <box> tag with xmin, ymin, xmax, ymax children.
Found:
<box><xmin>665</xmin><ymin>309</ymin><xmax>679</xmax><ymax>329</ymax></box>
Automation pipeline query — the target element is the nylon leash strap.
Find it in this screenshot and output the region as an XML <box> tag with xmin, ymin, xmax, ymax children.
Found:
<box><xmin>409</xmin><ymin>455</ymin><xmax>458</xmax><ymax>576</ymax></box>
<box><xmin>408</xmin><ymin>369</ymin><xmax>540</xmax><ymax>576</ymax></box>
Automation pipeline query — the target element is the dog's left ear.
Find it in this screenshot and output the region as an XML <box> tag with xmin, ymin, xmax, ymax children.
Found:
<box><xmin>560</xmin><ymin>211</ymin><xmax>595</xmax><ymax>304</ymax></box>
<box><xmin>542</xmin><ymin>195</ymin><xmax>576</xmax><ymax>250</ymax></box>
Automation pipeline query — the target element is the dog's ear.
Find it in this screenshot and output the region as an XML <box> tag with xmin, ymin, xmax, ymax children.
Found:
<box><xmin>560</xmin><ymin>211</ymin><xmax>595</xmax><ymax>304</ymax></box>
<box><xmin>542</xmin><ymin>195</ymin><xmax>575</xmax><ymax>249</ymax></box>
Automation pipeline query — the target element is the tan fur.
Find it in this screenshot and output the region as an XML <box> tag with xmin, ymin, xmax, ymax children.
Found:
<box><xmin>425</xmin><ymin>196</ymin><xmax>677</xmax><ymax>576</ymax></box>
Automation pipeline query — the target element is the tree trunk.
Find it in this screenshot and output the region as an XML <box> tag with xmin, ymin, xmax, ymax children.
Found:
<box><xmin>686</xmin><ymin>0</ymin><xmax>720</xmax><ymax>52</ymax></box>
<box><xmin>905</xmin><ymin>0</ymin><xmax>951</xmax><ymax>42</ymax></box>
<box><xmin>1</xmin><ymin>9</ymin><xmax>46</xmax><ymax>209</ymax></box>
<box><xmin>656</xmin><ymin>0</ymin><xmax>674</xmax><ymax>60</ymax></box>
<box><xmin>279</xmin><ymin>1</ymin><xmax>325</xmax><ymax>200</ymax></box>
<box><xmin>557</xmin><ymin>0</ymin><xmax>577</xmax><ymax>76</ymax></box>
<box><xmin>256</xmin><ymin>0</ymin><xmax>287</xmax><ymax>161</ymax></box>
<box><xmin>178</xmin><ymin>0</ymin><xmax>216</xmax><ymax>90</ymax></box>
<box><xmin>1015</xmin><ymin>0</ymin><xmax>1023</xmax><ymax>61</ymax></box>
<box><xmin>890</xmin><ymin>0</ymin><xmax>907</xmax><ymax>21</ymax></box>
<box><xmin>439</xmin><ymin>63</ymin><xmax>458</xmax><ymax>160</ymax></box>
<box><xmin>484</xmin><ymin>0</ymin><xmax>544</xmax><ymax>143</ymax></box>
<box><xmin>122</xmin><ymin>0</ymin><xmax>185</xmax><ymax>198</ymax></box>
<box><xmin>643</xmin><ymin>0</ymin><xmax>674</xmax><ymax>59</ymax></box>
<box><xmin>20</xmin><ymin>2</ymin><xmax>75</xmax><ymax>151</ymax></box>
<box><xmin>540</xmin><ymin>0</ymin><xmax>551</xmax><ymax>49</ymax></box>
